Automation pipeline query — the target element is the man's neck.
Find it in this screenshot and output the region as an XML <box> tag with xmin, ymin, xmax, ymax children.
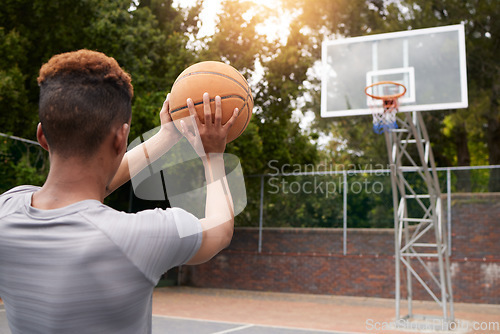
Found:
<box><xmin>32</xmin><ymin>155</ymin><xmax>111</xmax><ymax>210</ymax></box>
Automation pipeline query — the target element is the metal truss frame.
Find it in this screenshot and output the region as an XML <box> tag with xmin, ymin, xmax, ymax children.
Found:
<box><xmin>384</xmin><ymin>111</ymin><xmax>454</xmax><ymax>326</ymax></box>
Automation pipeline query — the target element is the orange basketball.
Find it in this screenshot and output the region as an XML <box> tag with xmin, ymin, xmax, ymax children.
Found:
<box><xmin>168</xmin><ymin>61</ymin><xmax>253</xmax><ymax>143</ymax></box>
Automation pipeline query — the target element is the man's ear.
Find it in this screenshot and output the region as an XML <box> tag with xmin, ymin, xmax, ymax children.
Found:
<box><xmin>113</xmin><ymin>123</ymin><xmax>130</xmax><ymax>155</ymax></box>
<box><xmin>36</xmin><ymin>123</ymin><xmax>49</xmax><ymax>151</ymax></box>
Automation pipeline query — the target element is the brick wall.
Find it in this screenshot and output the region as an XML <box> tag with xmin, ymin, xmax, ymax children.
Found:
<box><xmin>180</xmin><ymin>193</ymin><xmax>500</xmax><ymax>304</ymax></box>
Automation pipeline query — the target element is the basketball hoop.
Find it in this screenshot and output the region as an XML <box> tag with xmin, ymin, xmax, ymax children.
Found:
<box><xmin>365</xmin><ymin>81</ymin><xmax>407</xmax><ymax>134</ymax></box>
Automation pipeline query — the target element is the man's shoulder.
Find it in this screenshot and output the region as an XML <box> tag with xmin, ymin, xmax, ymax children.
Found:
<box><xmin>81</xmin><ymin>205</ymin><xmax>190</xmax><ymax>227</ymax></box>
<box><xmin>81</xmin><ymin>206</ymin><xmax>200</xmax><ymax>241</ymax></box>
<box><xmin>1</xmin><ymin>185</ymin><xmax>39</xmax><ymax>198</ymax></box>
<box><xmin>0</xmin><ymin>185</ymin><xmax>39</xmax><ymax>218</ymax></box>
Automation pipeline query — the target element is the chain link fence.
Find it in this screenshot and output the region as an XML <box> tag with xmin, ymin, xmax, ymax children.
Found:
<box><xmin>236</xmin><ymin>165</ymin><xmax>500</xmax><ymax>251</ymax></box>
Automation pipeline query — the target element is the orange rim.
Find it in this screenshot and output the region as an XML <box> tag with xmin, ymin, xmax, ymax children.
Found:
<box><xmin>365</xmin><ymin>81</ymin><xmax>407</xmax><ymax>100</ymax></box>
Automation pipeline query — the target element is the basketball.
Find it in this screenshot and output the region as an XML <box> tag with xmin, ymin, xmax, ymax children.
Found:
<box><xmin>168</xmin><ymin>61</ymin><xmax>253</xmax><ymax>143</ymax></box>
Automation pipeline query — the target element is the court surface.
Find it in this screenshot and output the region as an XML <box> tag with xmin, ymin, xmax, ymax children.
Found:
<box><xmin>0</xmin><ymin>307</ymin><xmax>353</xmax><ymax>334</ymax></box>
<box><xmin>1</xmin><ymin>287</ymin><xmax>499</xmax><ymax>333</ymax></box>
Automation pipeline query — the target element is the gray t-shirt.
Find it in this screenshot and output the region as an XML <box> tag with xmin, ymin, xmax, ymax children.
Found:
<box><xmin>0</xmin><ymin>185</ymin><xmax>202</xmax><ymax>334</ymax></box>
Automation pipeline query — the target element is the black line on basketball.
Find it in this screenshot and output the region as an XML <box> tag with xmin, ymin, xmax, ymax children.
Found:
<box><xmin>174</xmin><ymin>71</ymin><xmax>250</xmax><ymax>95</ymax></box>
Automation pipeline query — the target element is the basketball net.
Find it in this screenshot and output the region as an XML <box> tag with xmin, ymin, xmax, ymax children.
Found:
<box><xmin>370</xmin><ymin>98</ymin><xmax>399</xmax><ymax>134</ymax></box>
<box><xmin>365</xmin><ymin>81</ymin><xmax>407</xmax><ymax>134</ymax></box>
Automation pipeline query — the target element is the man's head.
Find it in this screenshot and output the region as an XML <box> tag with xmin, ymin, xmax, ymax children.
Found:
<box><xmin>37</xmin><ymin>49</ymin><xmax>133</xmax><ymax>158</ymax></box>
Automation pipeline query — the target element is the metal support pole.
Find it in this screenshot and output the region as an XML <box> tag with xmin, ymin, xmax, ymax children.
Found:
<box><xmin>343</xmin><ymin>170</ymin><xmax>348</xmax><ymax>256</ymax></box>
<box><xmin>386</xmin><ymin>111</ymin><xmax>454</xmax><ymax>326</ymax></box>
<box><xmin>258</xmin><ymin>175</ymin><xmax>264</xmax><ymax>253</ymax></box>
<box><xmin>0</xmin><ymin>132</ymin><xmax>40</xmax><ymax>146</ymax></box>
<box><xmin>385</xmin><ymin>130</ymin><xmax>401</xmax><ymax>320</ymax></box>
<box><xmin>447</xmin><ymin>168</ymin><xmax>452</xmax><ymax>256</ymax></box>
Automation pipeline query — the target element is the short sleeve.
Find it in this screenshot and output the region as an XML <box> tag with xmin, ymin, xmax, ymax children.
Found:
<box><xmin>171</xmin><ymin>208</ymin><xmax>203</xmax><ymax>239</ymax></box>
<box><xmin>81</xmin><ymin>206</ymin><xmax>202</xmax><ymax>285</ymax></box>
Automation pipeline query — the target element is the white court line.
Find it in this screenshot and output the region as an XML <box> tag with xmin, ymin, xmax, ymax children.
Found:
<box><xmin>210</xmin><ymin>324</ymin><xmax>254</xmax><ymax>334</ymax></box>
<box><xmin>152</xmin><ymin>314</ymin><xmax>365</xmax><ymax>334</ymax></box>
<box><xmin>153</xmin><ymin>314</ymin><xmax>243</xmax><ymax>324</ymax></box>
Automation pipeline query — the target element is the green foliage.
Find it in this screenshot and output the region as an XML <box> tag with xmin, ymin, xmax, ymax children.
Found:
<box><xmin>0</xmin><ymin>28</ymin><xmax>31</xmax><ymax>136</ymax></box>
<box><xmin>281</xmin><ymin>0</ymin><xmax>394</xmax><ymax>168</ymax></box>
<box><xmin>253</xmin><ymin>22</ymin><xmax>319</xmax><ymax>171</ymax></box>
<box><xmin>226</xmin><ymin>119</ymin><xmax>264</xmax><ymax>174</ymax></box>
<box><xmin>200</xmin><ymin>0</ymin><xmax>320</xmax><ymax>178</ymax></box>
<box><xmin>187</xmin><ymin>0</ymin><xmax>322</xmax><ymax>227</ymax></box>
<box><xmin>0</xmin><ymin>138</ymin><xmax>48</xmax><ymax>193</ymax></box>
<box><xmin>0</xmin><ymin>0</ymin><xmax>200</xmax><ymax>203</ymax></box>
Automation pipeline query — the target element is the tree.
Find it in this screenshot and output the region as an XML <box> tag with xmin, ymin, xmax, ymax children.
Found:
<box><xmin>254</xmin><ymin>20</ymin><xmax>319</xmax><ymax>172</ymax></box>
<box><xmin>0</xmin><ymin>0</ymin><xmax>202</xmax><ymax>209</ymax></box>
<box><xmin>281</xmin><ymin>0</ymin><xmax>396</xmax><ymax>168</ymax></box>
<box><xmin>0</xmin><ymin>28</ymin><xmax>30</xmax><ymax>135</ymax></box>
<box><xmin>196</xmin><ymin>1</ymin><xmax>323</xmax><ymax>226</ymax></box>
<box><xmin>198</xmin><ymin>0</ymin><xmax>268</xmax><ymax>176</ymax></box>
<box><xmin>201</xmin><ymin>0</ymin><xmax>319</xmax><ymax>174</ymax></box>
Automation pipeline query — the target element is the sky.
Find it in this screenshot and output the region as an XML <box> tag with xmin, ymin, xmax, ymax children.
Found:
<box><xmin>172</xmin><ymin>0</ymin><xmax>222</xmax><ymax>37</ymax></box>
<box><xmin>173</xmin><ymin>0</ymin><xmax>291</xmax><ymax>41</ymax></box>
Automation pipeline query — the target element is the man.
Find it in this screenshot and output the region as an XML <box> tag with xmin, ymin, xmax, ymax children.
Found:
<box><xmin>0</xmin><ymin>49</ymin><xmax>238</xmax><ymax>333</ymax></box>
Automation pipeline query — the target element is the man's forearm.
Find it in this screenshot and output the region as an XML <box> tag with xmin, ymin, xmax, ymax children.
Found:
<box><xmin>201</xmin><ymin>153</ymin><xmax>234</xmax><ymax>232</ymax></box>
<box><xmin>185</xmin><ymin>153</ymin><xmax>235</xmax><ymax>265</ymax></box>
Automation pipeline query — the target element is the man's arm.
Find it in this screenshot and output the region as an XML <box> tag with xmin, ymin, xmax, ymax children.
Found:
<box><xmin>106</xmin><ymin>96</ymin><xmax>181</xmax><ymax>196</ymax></box>
<box><xmin>182</xmin><ymin>93</ymin><xmax>238</xmax><ymax>265</ymax></box>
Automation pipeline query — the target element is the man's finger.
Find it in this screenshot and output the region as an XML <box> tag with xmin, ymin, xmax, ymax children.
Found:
<box><xmin>203</xmin><ymin>92</ymin><xmax>212</xmax><ymax>124</ymax></box>
<box><xmin>214</xmin><ymin>96</ymin><xmax>222</xmax><ymax>127</ymax></box>
<box><xmin>187</xmin><ymin>98</ymin><xmax>202</xmax><ymax>129</ymax></box>
<box><xmin>163</xmin><ymin>94</ymin><xmax>169</xmax><ymax>110</ymax></box>
<box><xmin>160</xmin><ymin>94</ymin><xmax>173</xmax><ymax>124</ymax></box>
<box><xmin>223</xmin><ymin>108</ymin><xmax>239</xmax><ymax>130</ymax></box>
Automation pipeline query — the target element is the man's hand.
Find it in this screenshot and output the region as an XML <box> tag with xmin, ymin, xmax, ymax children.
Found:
<box><xmin>158</xmin><ymin>94</ymin><xmax>182</xmax><ymax>142</ymax></box>
<box><xmin>180</xmin><ymin>92</ymin><xmax>239</xmax><ymax>156</ymax></box>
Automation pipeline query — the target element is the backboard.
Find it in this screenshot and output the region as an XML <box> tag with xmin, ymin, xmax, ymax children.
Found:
<box><xmin>321</xmin><ymin>24</ymin><xmax>468</xmax><ymax>118</ymax></box>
